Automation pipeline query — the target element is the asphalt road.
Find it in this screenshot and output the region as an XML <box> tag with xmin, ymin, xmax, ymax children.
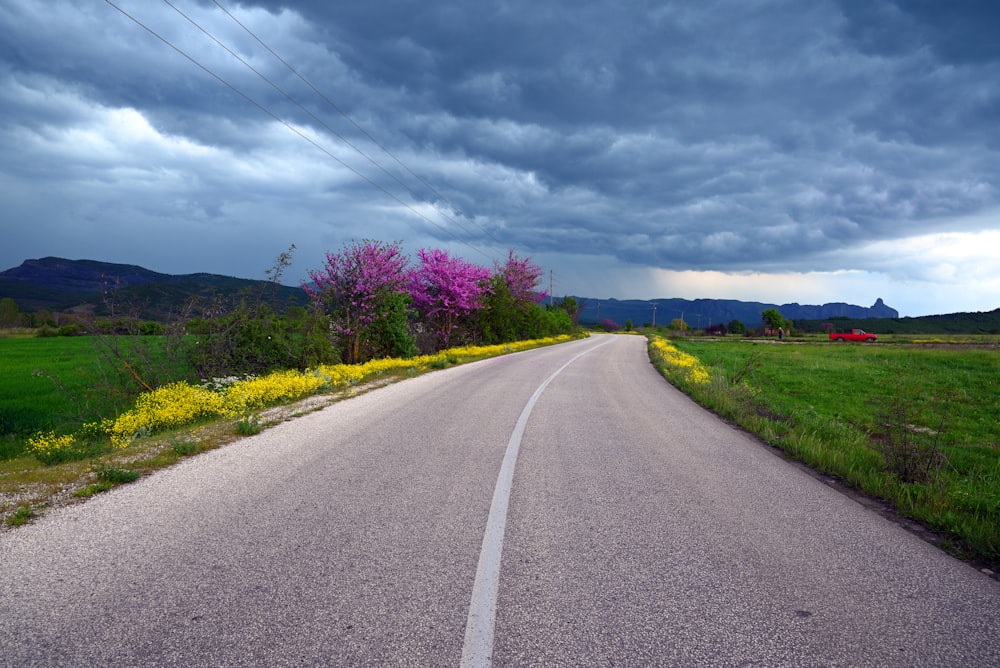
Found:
<box><xmin>1</xmin><ymin>334</ymin><xmax>997</xmax><ymax>666</ymax></box>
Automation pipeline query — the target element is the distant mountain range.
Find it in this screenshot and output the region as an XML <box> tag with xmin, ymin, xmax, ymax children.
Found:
<box><xmin>3</xmin><ymin>257</ymin><xmax>998</xmax><ymax>334</ymax></box>
<box><xmin>575</xmin><ymin>296</ymin><xmax>898</xmax><ymax>328</ymax></box>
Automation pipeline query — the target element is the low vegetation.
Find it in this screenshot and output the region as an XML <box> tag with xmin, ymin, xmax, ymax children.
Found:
<box><xmin>648</xmin><ymin>333</ymin><xmax>1000</xmax><ymax>570</ymax></box>
<box><xmin>0</xmin><ymin>335</ymin><xmax>577</xmax><ymax>527</ymax></box>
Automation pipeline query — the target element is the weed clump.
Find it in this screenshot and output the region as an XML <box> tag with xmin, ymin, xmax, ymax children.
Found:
<box><xmin>872</xmin><ymin>394</ymin><xmax>946</xmax><ymax>484</ymax></box>
<box><xmin>74</xmin><ymin>465</ymin><xmax>142</xmax><ymax>498</ymax></box>
<box><xmin>235</xmin><ymin>414</ymin><xmax>263</xmax><ymax>436</ymax></box>
<box><xmin>7</xmin><ymin>505</ymin><xmax>35</xmax><ymax>526</ymax></box>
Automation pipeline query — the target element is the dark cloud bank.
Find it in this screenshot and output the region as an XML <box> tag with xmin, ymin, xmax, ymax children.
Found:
<box><xmin>1</xmin><ymin>0</ymin><xmax>998</xmax><ymax>316</ymax></box>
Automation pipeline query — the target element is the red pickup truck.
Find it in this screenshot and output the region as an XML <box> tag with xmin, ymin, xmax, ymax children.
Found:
<box><xmin>829</xmin><ymin>329</ymin><xmax>877</xmax><ymax>342</ymax></box>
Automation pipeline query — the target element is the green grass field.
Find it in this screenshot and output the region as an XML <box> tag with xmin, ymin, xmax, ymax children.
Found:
<box><xmin>699</xmin><ymin>340</ymin><xmax>1000</xmax><ymax>448</ymax></box>
<box><xmin>660</xmin><ymin>336</ymin><xmax>1000</xmax><ymax>567</ymax></box>
<box><xmin>0</xmin><ymin>336</ymin><xmax>190</xmax><ymax>458</ymax></box>
<box><xmin>0</xmin><ymin>337</ymin><xmax>104</xmax><ymax>455</ymax></box>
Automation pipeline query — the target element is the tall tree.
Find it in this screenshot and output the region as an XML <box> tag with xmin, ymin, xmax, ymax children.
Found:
<box><xmin>495</xmin><ymin>250</ymin><xmax>546</xmax><ymax>303</ymax></box>
<box><xmin>476</xmin><ymin>252</ymin><xmax>564</xmax><ymax>343</ymax></box>
<box><xmin>761</xmin><ymin>308</ymin><xmax>787</xmax><ymax>331</ymax></box>
<box><xmin>305</xmin><ymin>240</ymin><xmax>411</xmax><ymax>363</ymax></box>
<box><xmin>0</xmin><ymin>298</ymin><xmax>24</xmax><ymax>328</ymax></box>
<box><xmin>407</xmin><ymin>248</ymin><xmax>491</xmax><ymax>349</ymax></box>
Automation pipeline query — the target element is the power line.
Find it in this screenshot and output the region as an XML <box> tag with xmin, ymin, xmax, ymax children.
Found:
<box><xmin>211</xmin><ymin>0</ymin><xmax>507</xmax><ymax>251</ymax></box>
<box><xmin>162</xmin><ymin>0</ymin><xmax>498</xmax><ymax>258</ymax></box>
<box><xmin>103</xmin><ymin>0</ymin><xmax>497</xmax><ymax>262</ymax></box>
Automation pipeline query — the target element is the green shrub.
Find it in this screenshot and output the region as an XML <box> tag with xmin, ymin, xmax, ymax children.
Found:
<box><xmin>56</xmin><ymin>324</ymin><xmax>85</xmax><ymax>337</ymax></box>
<box><xmin>96</xmin><ymin>466</ymin><xmax>142</xmax><ymax>484</ymax></box>
<box><xmin>74</xmin><ymin>466</ymin><xmax>142</xmax><ymax>497</ymax></box>
<box><xmin>172</xmin><ymin>438</ymin><xmax>200</xmax><ymax>456</ymax></box>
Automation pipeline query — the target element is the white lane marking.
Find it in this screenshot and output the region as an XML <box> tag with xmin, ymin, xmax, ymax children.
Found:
<box><xmin>460</xmin><ymin>336</ymin><xmax>615</xmax><ymax>667</ymax></box>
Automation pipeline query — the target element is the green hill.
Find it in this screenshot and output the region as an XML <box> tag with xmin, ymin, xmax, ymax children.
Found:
<box><xmin>1</xmin><ymin>257</ymin><xmax>308</xmax><ymax>321</ymax></box>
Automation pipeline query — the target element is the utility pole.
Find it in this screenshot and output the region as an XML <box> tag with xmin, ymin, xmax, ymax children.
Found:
<box><xmin>652</xmin><ymin>303</ymin><xmax>657</xmax><ymax>328</ymax></box>
<box><xmin>549</xmin><ymin>270</ymin><xmax>554</xmax><ymax>307</ymax></box>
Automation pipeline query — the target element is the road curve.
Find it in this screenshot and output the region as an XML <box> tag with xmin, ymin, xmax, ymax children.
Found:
<box><xmin>1</xmin><ymin>334</ymin><xmax>997</xmax><ymax>666</ymax></box>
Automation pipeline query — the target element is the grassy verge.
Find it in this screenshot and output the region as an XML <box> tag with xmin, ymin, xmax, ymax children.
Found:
<box><xmin>647</xmin><ymin>334</ymin><xmax>1000</xmax><ymax>571</ymax></box>
<box><xmin>0</xmin><ymin>335</ymin><xmax>579</xmax><ymax>528</ymax></box>
<box><xmin>0</xmin><ymin>335</ymin><xmax>192</xmax><ymax>460</ymax></box>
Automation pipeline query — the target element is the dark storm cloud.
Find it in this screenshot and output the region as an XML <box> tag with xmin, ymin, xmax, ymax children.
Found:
<box><xmin>1</xmin><ymin>0</ymin><xmax>998</xmax><ymax>315</ymax></box>
<box><xmin>242</xmin><ymin>0</ymin><xmax>998</xmax><ymax>267</ymax></box>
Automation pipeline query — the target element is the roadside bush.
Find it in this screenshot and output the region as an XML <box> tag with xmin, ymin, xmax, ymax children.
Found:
<box><xmin>362</xmin><ymin>291</ymin><xmax>418</xmax><ymax>360</ymax></box>
<box><xmin>187</xmin><ymin>302</ymin><xmax>289</xmax><ymax>377</ymax></box>
<box><xmin>472</xmin><ymin>268</ymin><xmax>572</xmax><ymax>345</ymax></box>
<box><xmin>522</xmin><ymin>304</ymin><xmax>574</xmax><ymax>339</ymax></box>
<box><xmin>56</xmin><ymin>324</ymin><xmax>86</xmax><ymax>337</ymax></box>
<box><xmin>186</xmin><ymin>246</ymin><xmax>336</xmax><ymax>378</ymax></box>
<box><xmin>475</xmin><ymin>276</ymin><xmax>520</xmax><ymax>344</ymax></box>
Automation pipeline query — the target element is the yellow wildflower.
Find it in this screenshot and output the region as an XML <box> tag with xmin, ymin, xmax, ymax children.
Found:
<box><xmin>27</xmin><ymin>431</ymin><xmax>77</xmax><ymax>458</ymax></box>
<box><xmin>650</xmin><ymin>336</ymin><xmax>711</xmax><ymax>385</ymax></box>
<box><xmin>223</xmin><ymin>370</ymin><xmax>326</xmax><ymax>414</ymax></box>
<box><xmin>109</xmin><ymin>382</ymin><xmax>228</xmax><ymax>448</ymax></box>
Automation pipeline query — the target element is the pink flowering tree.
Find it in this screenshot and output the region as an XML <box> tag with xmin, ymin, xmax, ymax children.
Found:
<box><xmin>304</xmin><ymin>240</ymin><xmax>412</xmax><ymax>364</ymax></box>
<box><xmin>407</xmin><ymin>248</ymin><xmax>491</xmax><ymax>349</ymax></box>
<box><xmin>477</xmin><ymin>250</ymin><xmax>563</xmax><ymax>343</ymax></box>
<box><xmin>496</xmin><ymin>249</ymin><xmax>546</xmax><ymax>304</ymax></box>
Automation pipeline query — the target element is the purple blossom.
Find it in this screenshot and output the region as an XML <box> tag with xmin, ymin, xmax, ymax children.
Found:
<box><xmin>305</xmin><ymin>240</ymin><xmax>409</xmax><ymax>363</ymax></box>
<box><xmin>408</xmin><ymin>248</ymin><xmax>491</xmax><ymax>348</ymax></box>
<box><xmin>495</xmin><ymin>250</ymin><xmax>546</xmax><ymax>304</ymax></box>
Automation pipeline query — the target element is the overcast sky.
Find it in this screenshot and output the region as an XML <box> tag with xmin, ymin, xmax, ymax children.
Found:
<box><xmin>2</xmin><ymin>1</ymin><xmax>999</xmax><ymax>317</ymax></box>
